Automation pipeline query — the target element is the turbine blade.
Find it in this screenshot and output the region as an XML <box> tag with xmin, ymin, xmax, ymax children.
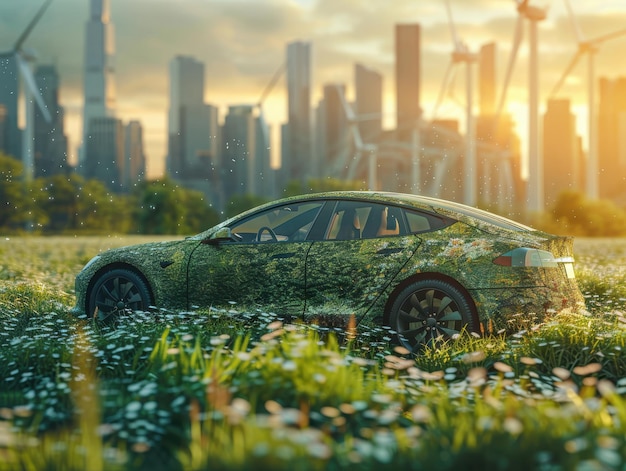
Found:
<box><xmin>550</xmin><ymin>50</ymin><xmax>584</xmax><ymax>97</ymax></box>
<box><xmin>495</xmin><ymin>14</ymin><xmax>524</xmax><ymax>121</ymax></box>
<box><xmin>444</xmin><ymin>0</ymin><xmax>461</xmax><ymax>51</ymax></box>
<box><xmin>17</xmin><ymin>54</ymin><xmax>52</xmax><ymax>123</ymax></box>
<box><xmin>13</xmin><ymin>0</ymin><xmax>54</xmax><ymax>52</ymax></box>
<box><xmin>589</xmin><ymin>27</ymin><xmax>626</xmax><ymax>46</ymax></box>
<box><xmin>563</xmin><ymin>0</ymin><xmax>585</xmax><ymax>43</ymax></box>
<box><xmin>256</xmin><ymin>62</ymin><xmax>284</xmax><ymax>108</ymax></box>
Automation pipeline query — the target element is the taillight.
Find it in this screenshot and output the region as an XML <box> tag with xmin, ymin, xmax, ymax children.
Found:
<box><xmin>493</xmin><ymin>248</ymin><xmax>558</xmax><ymax>267</ymax></box>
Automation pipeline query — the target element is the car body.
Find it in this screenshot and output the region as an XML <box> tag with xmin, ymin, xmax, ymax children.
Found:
<box><xmin>73</xmin><ymin>191</ymin><xmax>585</xmax><ymax>350</ymax></box>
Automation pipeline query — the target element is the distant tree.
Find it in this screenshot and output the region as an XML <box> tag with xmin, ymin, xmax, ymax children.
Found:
<box><xmin>224</xmin><ymin>194</ymin><xmax>269</xmax><ymax>219</ymax></box>
<box><xmin>550</xmin><ymin>190</ymin><xmax>626</xmax><ymax>236</ymax></box>
<box><xmin>0</xmin><ymin>154</ymin><xmax>49</xmax><ymax>231</ymax></box>
<box><xmin>0</xmin><ymin>154</ymin><xmax>26</xmax><ymax>229</ymax></box>
<box><xmin>29</xmin><ymin>173</ymin><xmax>133</xmax><ymax>234</ymax></box>
<box><xmin>136</xmin><ymin>178</ymin><xmax>219</xmax><ymax>234</ymax></box>
<box><xmin>33</xmin><ymin>174</ymin><xmax>78</xmax><ymax>231</ymax></box>
<box><xmin>283</xmin><ymin>178</ymin><xmax>364</xmax><ymax>197</ymax></box>
<box><xmin>136</xmin><ymin>180</ymin><xmax>179</xmax><ymax>234</ymax></box>
<box><xmin>81</xmin><ymin>179</ymin><xmax>134</xmax><ymax>233</ymax></box>
<box><xmin>180</xmin><ymin>188</ymin><xmax>220</xmax><ymax>233</ymax></box>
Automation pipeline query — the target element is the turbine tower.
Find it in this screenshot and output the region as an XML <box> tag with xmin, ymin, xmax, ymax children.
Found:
<box><xmin>550</xmin><ymin>0</ymin><xmax>626</xmax><ymax>200</ymax></box>
<box><xmin>433</xmin><ymin>0</ymin><xmax>478</xmax><ymax>207</ymax></box>
<box><xmin>496</xmin><ymin>0</ymin><xmax>547</xmax><ymax>213</ymax></box>
<box><xmin>0</xmin><ymin>0</ymin><xmax>53</xmax><ymax>182</ymax></box>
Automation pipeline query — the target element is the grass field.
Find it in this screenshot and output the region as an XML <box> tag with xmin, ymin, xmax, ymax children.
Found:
<box><xmin>1</xmin><ymin>235</ymin><xmax>626</xmax><ymax>470</ymax></box>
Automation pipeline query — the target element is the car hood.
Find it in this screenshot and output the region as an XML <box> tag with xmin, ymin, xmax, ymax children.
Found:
<box><xmin>80</xmin><ymin>238</ymin><xmax>196</xmax><ymax>277</ymax></box>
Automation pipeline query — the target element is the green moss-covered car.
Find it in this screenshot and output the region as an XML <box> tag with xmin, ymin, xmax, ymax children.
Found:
<box><xmin>73</xmin><ymin>191</ymin><xmax>584</xmax><ymax>350</ymax></box>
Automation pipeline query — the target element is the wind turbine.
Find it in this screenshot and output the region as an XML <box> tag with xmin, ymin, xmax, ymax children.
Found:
<box><xmin>255</xmin><ymin>62</ymin><xmax>285</xmax><ymax>146</ymax></box>
<box><xmin>549</xmin><ymin>0</ymin><xmax>626</xmax><ymax>200</ymax></box>
<box><xmin>0</xmin><ymin>0</ymin><xmax>53</xmax><ymax>182</ymax></box>
<box><xmin>254</xmin><ymin>62</ymin><xmax>284</xmax><ymax>195</ymax></box>
<box><xmin>334</xmin><ymin>85</ymin><xmax>378</xmax><ymax>190</ymax></box>
<box><xmin>496</xmin><ymin>0</ymin><xmax>547</xmax><ymax>213</ymax></box>
<box><xmin>434</xmin><ymin>0</ymin><xmax>478</xmax><ymax>206</ymax></box>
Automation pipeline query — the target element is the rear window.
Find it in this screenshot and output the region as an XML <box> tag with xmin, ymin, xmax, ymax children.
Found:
<box><xmin>404</xmin><ymin>209</ymin><xmax>455</xmax><ymax>233</ymax></box>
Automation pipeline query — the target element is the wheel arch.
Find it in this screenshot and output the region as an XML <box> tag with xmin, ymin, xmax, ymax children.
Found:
<box><xmin>382</xmin><ymin>272</ymin><xmax>480</xmax><ymax>327</ymax></box>
<box><xmin>85</xmin><ymin>263</ymin><xmax>155</xmax><ymax>315</ymax></box>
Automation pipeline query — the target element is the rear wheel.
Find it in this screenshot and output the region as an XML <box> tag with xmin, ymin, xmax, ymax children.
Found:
<box><xmin>388</xmin><ymin>279</ymin><xmax>476</xmax><ymax>352</ymax></box>
<box><xmin>88</xmin><ymin>268</ymin><xmax>152</xmax><ymax>321</ymax></box>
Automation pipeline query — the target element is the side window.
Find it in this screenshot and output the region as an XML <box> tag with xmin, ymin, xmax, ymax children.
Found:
<box><xmin>325</xmin><ymin>201</ymin><xmax>405</xmax><ymax>240</ymax></box>
<box><xmin>229</xmin><ymin>202</ymin><xmax>323</xmax><ymax>243</ymax></box>
<box><xmin>326</xmin><ymin>204</ymin><xmax>369</xmax><ymax>240</ymax></box>
<box><xmin>405</xmin><ymin>210</ymin><xmax>432</xmax><ymax>233</ymax></box>
<box><xmin>404</xmin><ymin>209</ymin><xmax>455</xmax><ymax>233</ymax></box>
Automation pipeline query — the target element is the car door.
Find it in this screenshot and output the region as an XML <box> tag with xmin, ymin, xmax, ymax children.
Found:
<box><xmin>187</xmin><ymin>201</ymin><xmax>324</xmax><ymax>315</ymax></box>
<box><xmin>304</xmin><ymin>200</ymin><xmax>422</xmax><ymax>320</ymax></box>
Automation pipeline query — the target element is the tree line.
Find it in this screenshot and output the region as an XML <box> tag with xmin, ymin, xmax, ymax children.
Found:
<box><xmin>4</xmin><ymin>152</ymin><xmax>625</xmax><ymax>237</ymax></box>
<box><xmin>542</xmin><ymin>190</ymin><xmax>626</xmax><ymax>237</ymax></box>
<box><xmin>0</xmin><ymin>153</ymin><xmax>366</xmax><ymax>235</ymax></box>
<box><xmin>0</xmin><ymin>153</ymin><xmax>220</xmax><ymax>235</ymax></box>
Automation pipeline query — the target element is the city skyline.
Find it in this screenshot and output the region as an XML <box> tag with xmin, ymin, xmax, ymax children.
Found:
<box><xmin>2</xmin><ymin>0</ymin><xmax>626</xmax><ymax>180</ymax></box>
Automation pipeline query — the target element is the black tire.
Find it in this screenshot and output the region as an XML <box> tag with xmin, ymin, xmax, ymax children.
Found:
<box><xmin>388</xmin><ymin>279</ymin><xmax>476</xmax><ymax>352</ymax></box>
<box><xmin>88</xmin><ymin>268</ymin><xmax>152</xmax><ymax>321</ymax></box>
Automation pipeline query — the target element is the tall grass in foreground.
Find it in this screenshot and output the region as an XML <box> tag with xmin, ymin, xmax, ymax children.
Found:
<box><xmin>1</xmin><ymin>237</ymin><xmax>626</xmax><ymax>469</ymax></box>
<box><xmin>2</xmin><ymin>316</ymin><xmax>626</xmax><ymax>470</ymax></box>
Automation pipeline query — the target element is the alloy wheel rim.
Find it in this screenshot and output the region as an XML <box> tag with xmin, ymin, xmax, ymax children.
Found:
<box><xmin>95</xmin><ymin>276</ymin><xmax>144</xmax><ymax>316</ymax></box>
<box><xmin>396</xmin><ymin>288</ymin><xmax>464</xmax><ymax>349</ymax></box>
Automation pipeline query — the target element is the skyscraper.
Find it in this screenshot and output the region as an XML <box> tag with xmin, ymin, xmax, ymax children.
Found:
<box><xmin>283</xmin><ymin>41</ymin><xmax>312</xmax><ymax>185</ymax></box>
<box><xmin>395</xmin><ymin>24</ymin><xmax>421</xmax><ymax>141</ymax></box>
<box><xmin>476</xmin><ymin>42</ymin><xmax>499</xmax><ymax>204</ymax></box>
<box><xmin>167</xmin><ymin>55</ymin><xmax>209</xmax><ymax>177</ymax></box>
<box><xmin>543</xmin><ymin>99</ymin><xmax>582</xmax><ymax>207</ymax></box>
<box><xmin>82</xmin><ymin>0</ymin><xmax>116</xmax><ymax>171</ymax></box>
<box><xmin>355</xmin><ymin>63</ymin><xmax>383</xmax><ymax>144</ymax></box>
<box><xmin>254</xmin><ymin>117</ymin><xmax>275</xmax><ymax>199</ymax></box>
<box><xmin>34</xmin><ymin>65</ymin><xmax>68</xmax><ymax>177</ymax></box>
<box><xmin>318</xmin><ymin>84</ymin><xmax>350</xmax><ymax>173</ymax></box>
<box><xmin>124</xmin><ymin>120</ymin><xmax>146</xmax><ymax>189</ymax></box>
<box><xmin>84</xmin><ymin>117</ymin><xmax>124</xmax><ymax>191</ymax></box>
<box><xmin>221</xmin><ymin>105</ymin><xmax>256</xmax><ymax>201</ymax></box>
<box><xmin>598</xmin><ymin>77</ymin><xmax>626</xmax><ymax>201</ymax></box>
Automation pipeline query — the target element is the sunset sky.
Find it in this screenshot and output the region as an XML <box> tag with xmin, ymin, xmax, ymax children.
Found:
<box><xmin>2</xmin><ymin>0</ymin><xmax>626</xmax><ymax>179</ymax></box>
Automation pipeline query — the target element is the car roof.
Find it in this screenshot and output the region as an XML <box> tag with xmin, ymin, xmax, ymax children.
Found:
<box><xmin>228</xmin><ymin>191</ymin><xmax>534</xmax><ymax>233</ymax></box>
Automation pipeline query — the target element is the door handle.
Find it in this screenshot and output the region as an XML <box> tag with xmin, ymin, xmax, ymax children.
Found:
<box><xmin>376</xmin><ymin>247</ymin><xmax>403</xmax><ymax>255</ymax></box>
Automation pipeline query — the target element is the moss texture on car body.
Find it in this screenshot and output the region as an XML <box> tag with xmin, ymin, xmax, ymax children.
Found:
<box><xmin>73</xmin><ymin>191</ymin><xmax>585</xmax><ymax>334</ymax></box>
<box><xmin>73</xmin><ymin>239</ymin><xmax>198</xmax><ymax>317</ymax></box>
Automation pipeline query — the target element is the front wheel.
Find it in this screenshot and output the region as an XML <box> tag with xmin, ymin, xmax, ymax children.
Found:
<box><xmin>88</xmin><ymin>268</ymin><xmax>152</xmax><ymax>321</ymax></box>
<box><xmin>388</xmin><ymin>279</ymin><xmax>477</xmax><ymax>352</ymax></box>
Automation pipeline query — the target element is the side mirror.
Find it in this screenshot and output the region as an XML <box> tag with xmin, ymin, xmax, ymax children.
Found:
<box><xmin>203</xmin><ymin>227</ymin><xmax>235</xmax><ymax>245</ymax></box>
